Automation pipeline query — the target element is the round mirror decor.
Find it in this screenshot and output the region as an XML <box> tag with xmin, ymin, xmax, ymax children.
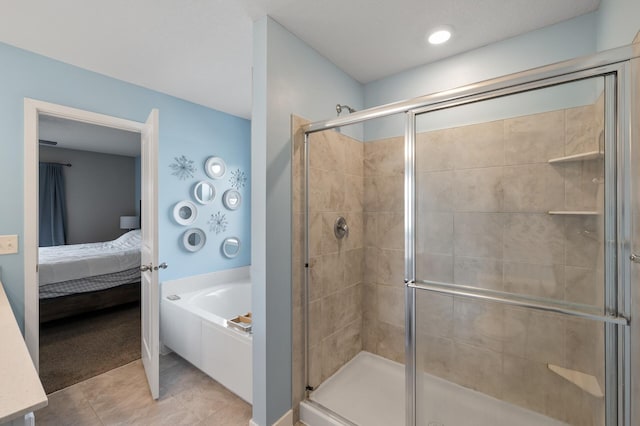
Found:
<box><xmin>172</xmin><ymin>200</ymin><xmax>198</xmax><ymax>226</ymax></box>
<box><xmin>222</xmin><ymin>189</ymin><xmax>242</xmax><ymax>211</ymax></box>
<box><xmin>222</xmin><ymin>237</ymin><xmax>241</xmax><ymax>258</ymax></box>
<box><xmin>204</xmin><ymin>156</ymin><xmax>227</xmax><ymax>179</ymax></box>
<box><xmin>183</xmin><ymin>228</ymin><xmax>206</xmax><ymax>252</ymax></box>
<box><xmin>193</xmin><ymin>181</ymin><xmax>216</xmax><ymax>204</ymax></box>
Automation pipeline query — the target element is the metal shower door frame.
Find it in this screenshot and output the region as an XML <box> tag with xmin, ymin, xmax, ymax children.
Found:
<box><xmin>301</xmin><ymin>42</ymin><xmax>640</xmax><ymax>426</ymax></box>
<box><xmin>404</xmin><ymin>66</ymin><xmax>630</xmax><ymax>426</ymax></box>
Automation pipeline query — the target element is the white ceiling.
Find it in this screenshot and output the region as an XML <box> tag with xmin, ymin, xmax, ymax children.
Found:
<box><xmin>39</xmin><ymin>115</ymin><xmax>141</xmax><ymax>157</ymax></box>
<box><xmin>269</xmin><ymin>0</ymin><xmax>601</xmax><ymax>84</ymax></box>
<box><xmin>0</xmin><ymin>0</ymin><xmax>600</xmax><ymax>119</ymax></box>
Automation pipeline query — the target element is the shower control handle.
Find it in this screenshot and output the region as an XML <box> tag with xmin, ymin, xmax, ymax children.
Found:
<box><xmin>140</xmin><ymin>264</ymin><xmax>153</xmax><ymax>272</ymax></box>
<box><xmin>334</xmin><ymin>216</ymin><xmax>349</xmax><ymax>239</ymax></box>
<box><xmin>631</xmin><ymin>254</ymin><xmax>640</xmax><ymax>263</ymax></box>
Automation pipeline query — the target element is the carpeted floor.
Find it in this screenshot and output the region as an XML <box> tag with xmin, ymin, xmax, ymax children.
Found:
<box><xmin>39</xmin><ymin>302</ymin><xmax>141</xmax><ymax>394</ymax></box>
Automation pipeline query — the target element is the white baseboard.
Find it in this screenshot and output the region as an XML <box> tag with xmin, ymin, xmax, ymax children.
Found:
<box><xmin>250</xmin><ymin>409</ymin><xmax>293</xmax><ymax>426</ymax></box>
<box><xmin>159</xmin><ymin>343</ymin><xmax>172</xmax><ymax>356</ymax></box>
<box><xmin>274</xmin><ymin>410</ymin><xmax>293</xmax><ymax>426</ymax></box>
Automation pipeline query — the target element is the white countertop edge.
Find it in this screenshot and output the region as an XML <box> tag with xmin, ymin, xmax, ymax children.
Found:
<box><xmin>0</xmin><ymin>280</ymin><xmax>48</xmax><ymax>423</ymax></box>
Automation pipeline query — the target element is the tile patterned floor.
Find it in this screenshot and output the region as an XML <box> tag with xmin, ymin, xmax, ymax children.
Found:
<box><xmin>35</xmin><ymin>352</ymin><xmax>252</xmax><ymax>425</ymax></box>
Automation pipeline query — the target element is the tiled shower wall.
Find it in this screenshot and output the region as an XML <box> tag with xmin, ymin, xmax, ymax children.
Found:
<box><xmin>411</xmin><ymin>100</ymin><xmax>606</xmax><ymax>425</ymax></box>
<box><xmin>293</xmin><ymin>95</ymin><xmax>606</xmax><ymax>424</ymax></box>
<box><xmin>292</xmin><ymin>116</ymin><xmax>365</xmax><ymax>414</ymax></box>
<box><xmin>362</xmin><ymin>136</ymin><xmax>406</xmax><ymax>361</ymax></box>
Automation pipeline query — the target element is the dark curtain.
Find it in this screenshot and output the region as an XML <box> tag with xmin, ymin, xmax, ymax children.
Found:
<box><xmin>39</xmin><ymin>163</ymin><xmax>67</xmax><ymax>247</ymax></box>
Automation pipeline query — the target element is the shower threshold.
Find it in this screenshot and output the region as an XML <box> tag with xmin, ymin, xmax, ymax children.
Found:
<box><xmin>300</xmin><ymin>351</ymin><xmax>567</xmax><ymax>426</ymax></box>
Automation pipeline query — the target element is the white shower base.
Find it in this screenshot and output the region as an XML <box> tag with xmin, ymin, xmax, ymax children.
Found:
<box><xmin>300</xmin><ymin>351</ymin><xmax>567</xmax><ymax>426</ymax></box>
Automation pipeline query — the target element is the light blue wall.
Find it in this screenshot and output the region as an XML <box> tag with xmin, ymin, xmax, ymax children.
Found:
<box><xmin>251</xmin><ymin>17</ymin><xmax>268</xmax><ymax>426</ymax></box>
<box><xmin>251</xmin><ymin>16</ymin><xmax>363</xmax><ymax>426</ymax></box>
<box><xmin>0</xmin><ymin>41</ymin><xmax>251</xmax><ymax>330</ymax></box>
<box><xmin>413</xmin><ymin>79</ymin><xmax>601</xmax><ymax>135</ymax></box>
<box><xmin>160</xmin><ymin>103</ymin><xmax>251</xmax><ymax>281</ymax></box>
<box><xmin>364</xmin><ymin>12</ymin><xmax>598</xmax><ymax>140</ymax></box>
<box><xmin>597</xmin><ymin>0</ymin><xmax>640</xmax><ymax>50</ymax></box>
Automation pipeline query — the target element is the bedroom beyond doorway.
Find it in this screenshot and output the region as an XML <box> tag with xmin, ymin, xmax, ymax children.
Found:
<box><xmin>39</xmin><ymin>302</ymin><xmax>140</xmax><ymax>393</ymax></box>
<box><xmin>36</xmin><ymin>116</ymin><xmax>143</xmax><ymax>392</ymax></box>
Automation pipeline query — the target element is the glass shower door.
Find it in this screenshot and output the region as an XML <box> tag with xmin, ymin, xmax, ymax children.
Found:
<box><xmin>410</xmin><ymin>76</ymin><xmax>621</xmax><ymax>425</ymax></box>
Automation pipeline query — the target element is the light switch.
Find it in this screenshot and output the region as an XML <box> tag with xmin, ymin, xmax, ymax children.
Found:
<box><xmin>0</xmin><ymin>235</ymin><xmax>18</xmax><ymax>254</ymax></box>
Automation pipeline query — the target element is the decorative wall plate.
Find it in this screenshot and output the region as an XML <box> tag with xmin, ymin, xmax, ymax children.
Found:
<box><xmin>193</xmin><ymin>181</ymin><xmax>216</xmax><ymax>204</ymax></box>
<box><xmin>183</xmin><ymin>228</ymin><xmax>206</xmax><ymax>252</ymax></box>
<box><xmin>173</xmin><ymin>200</ymin><xmax>198</xmax><ymax>226</ymax></box>
<box><xmin>169</xmin><ymin>155</ymin><xmax>196</xmax><ymax>180</ymax></box>
<box><xmin>222</xmin><ymin>189</ymin><xmax>242</xmax><ymax>210</ymax></box>
<box><xmin>222</xmin><ymin>237</ymin><xmax>241</xmax><ymax>258</ymax></box>
<box><xmin>205</xmin><ymin>156</ymin><xmax>227</xmax><ymax>179</ymax></box>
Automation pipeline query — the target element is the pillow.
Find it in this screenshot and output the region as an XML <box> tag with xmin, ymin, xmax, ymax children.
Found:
<box><xmin>112</xmin><ymin>229</ymin><xmax>142</xmax><ymax>249</ymax></box>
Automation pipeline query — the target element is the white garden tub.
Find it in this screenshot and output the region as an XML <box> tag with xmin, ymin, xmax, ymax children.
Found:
<box><xmin>161</xmin><ymin>268</ymin><xmax>252</xmax><ymax>403</ymax></box>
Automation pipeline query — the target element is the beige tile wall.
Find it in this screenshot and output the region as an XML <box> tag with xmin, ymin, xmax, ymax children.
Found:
<box><xmin>291</xmin><ymin>116</ymin><xmax>365</xmax><ymax>418</ymax></box>
<box><xmin>411</xmin><ymin>100</ymin><xmax>606</xmax><ymax>425</ymax></box>
<box><xmin>362</xmin><ymin>136</ymin><xmax>406</xmax><ymax>363</ymax></box>
<box><xmin>292</xmin><ymin>95</ymin><xmax>607</xmax><ymax>424</ymax></box>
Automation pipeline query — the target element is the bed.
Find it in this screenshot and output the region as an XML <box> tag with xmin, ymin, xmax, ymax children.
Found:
<box><xmin>38</xmin><ymin>230</ymin><xmax>142</xmax><ymax>322</ymax></box>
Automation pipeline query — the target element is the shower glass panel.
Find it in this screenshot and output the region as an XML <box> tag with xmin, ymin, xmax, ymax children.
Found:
<box><xmin>413</xmin><ymin>77</ymin><xmax>609</xmax><ymax>425</ymax></box>
<box><xmin>303</xmin><ymin>123</ymin><xmax>368</xmax><ymax>391</ymax></box>
<box><xmin>297</xmin><ymin>114</ymin><xmax>407</xmax><ymax>425</ymax></box>
<box><xmin>415</xmin><ymin>293</ymin><xmax>606</xmax><ymax>425</ymax></box>
<box><xmin>415</xmin><ymin>77</ymin><xmax>606</xmax><ymax>312</ymax></box>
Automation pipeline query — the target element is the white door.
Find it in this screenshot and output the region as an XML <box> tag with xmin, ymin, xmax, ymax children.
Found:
<box><xmin>141</xmin><ymin>109</ymin><xmax>160</xmax><ymax>399</ymax></box>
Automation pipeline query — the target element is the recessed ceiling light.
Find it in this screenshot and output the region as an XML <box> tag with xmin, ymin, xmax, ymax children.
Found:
<box><xmin>427</xmin><ymin>26</ymin><xmax>453</xmax><ymax>45</ymax></box>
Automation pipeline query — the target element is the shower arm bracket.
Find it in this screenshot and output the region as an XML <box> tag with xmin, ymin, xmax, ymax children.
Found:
<box><xmin>336</xmin><ymin>104</ymin><xmax>356</xmax><ymax>116</ymax></box>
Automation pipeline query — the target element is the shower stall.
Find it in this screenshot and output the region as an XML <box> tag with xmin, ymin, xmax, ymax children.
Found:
<box><xmin>292</xmin><ymin>43</ymin><xmax>640</xmax><ymax>425</ymax></box>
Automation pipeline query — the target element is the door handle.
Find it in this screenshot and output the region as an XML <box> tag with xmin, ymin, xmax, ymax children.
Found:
<box><xmin>140</xmin><ymin>264</ymin><xmax>153</xmax><ymax>272</ymax></box>
<box><xmin>154</xmin><ymin>262</ymin><xmax>168</xmax><ymax>271</ymax></box>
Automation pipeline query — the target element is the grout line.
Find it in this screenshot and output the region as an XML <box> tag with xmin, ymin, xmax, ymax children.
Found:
<box><xmin>85</xmin><ymin>395</ymin><xmax>106</xmax><ymax>426</ymax></box>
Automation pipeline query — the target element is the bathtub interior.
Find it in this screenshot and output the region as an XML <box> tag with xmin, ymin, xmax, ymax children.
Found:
<box><xmin>186</xmin><ymin>282</ymin><xmax>252</xmax><ymax>321</ymax></box>
<box><xmin>160</xmin><ymin>268</ymin><xmax>252</xmax><ymax>403</ymax></box>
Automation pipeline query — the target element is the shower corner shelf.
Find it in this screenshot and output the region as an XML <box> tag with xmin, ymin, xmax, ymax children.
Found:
<box><xmin>548</xmin><ymin>210</ymin><xmax>600</xmax><ymax>216</ymax></box>
<box><xmin>548</xmin><ymin>151</ymin><xmax>603</xmax><ymax>164</ymax></box>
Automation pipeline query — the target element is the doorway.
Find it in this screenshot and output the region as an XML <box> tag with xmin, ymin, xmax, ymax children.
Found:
<box><xmin>37</xmin><ymin>115</ymin><xmax>142</xmax><ymax>392</ymax></box>
<box><xmin>23</xmin><ymin>99</ymin><xmax>160</xmax><ymax>398</ymax></box>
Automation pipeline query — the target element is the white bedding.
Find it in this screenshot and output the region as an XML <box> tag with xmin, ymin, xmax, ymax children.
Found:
<box><xmin>38</xmin><ymin>230</ymin><xmax>141</xmax><ymax>286</ymax></box>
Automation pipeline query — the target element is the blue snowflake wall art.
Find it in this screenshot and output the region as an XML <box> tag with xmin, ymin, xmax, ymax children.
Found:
<box><xmin>169</xmin><ymin>155</ymin><xmax>196</xmax><ymax>180</ymax></box>
<box><xmin>229</xmin><ymin>168</ymin><xmax>247</xmax><ymax>190</ymax></box>
<box><xmin>209</xmin><ymin>211</ymin><xmax>228</xmax><ymax>234</ymax></box>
